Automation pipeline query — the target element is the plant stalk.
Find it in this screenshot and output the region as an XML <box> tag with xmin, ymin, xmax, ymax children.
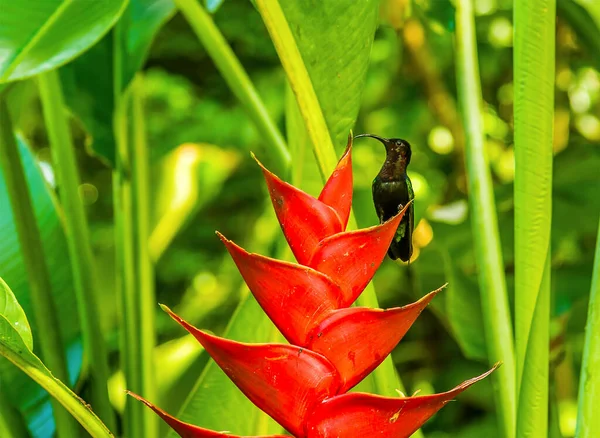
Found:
<box><xmin>255</xmin><ymin>0</ymin><xmax>410</xmax><ymax>411</ymax></box>
<box><xmin>113</xmin><ymin>26</ymin><xmax>158</xmax><ymax>435</ymax></box>
<box><xmin>454</xmin><ymin>1</ymin><xmax>516</xmax><ymax>437</ymax></box>
<box><xmin>576</xmin><ymin>218</ymin><xmax>600</xmax><ymax>437</ymax></box>
<box><xmin>174</xmin><ymin>0</ymin><xmax>290</xmax><ymax>175</ymax></box>
<box><xmin>514</xmin><ymin>0</ymin><xmax>555</xmax><ymax>436</ymax></box>
<box><xmin>37</xmin><ymin>69</ymin><xmax>116</xmax><ymax>430</ymax></box>
<box><xmin>0</xmin><ymin>98</ymin><xmax>79</xmax><ymax>437</ymax></box>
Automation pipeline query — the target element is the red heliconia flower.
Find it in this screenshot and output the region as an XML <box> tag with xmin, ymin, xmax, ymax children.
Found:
<box><xmin>129</xmin><ymin>134</ymin><xmax>497</xmax><ymax>437</ymax></box>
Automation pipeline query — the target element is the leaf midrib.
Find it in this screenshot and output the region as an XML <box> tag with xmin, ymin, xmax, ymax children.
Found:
<box><xmin>0</xmin><ymin>0</ymin><xmax>74</xmax><ymax>81</ymax></box>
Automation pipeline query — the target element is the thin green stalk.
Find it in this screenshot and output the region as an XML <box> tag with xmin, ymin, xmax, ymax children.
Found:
<box><xmin>129</xmin><ymin>74</ymin><xmax>158</xmax><ymax>437</ymax></box>
<box><xmin>255</xmin><ymin>0</ymin><xmax>409</xmax><ymax>410</ymax></box>
<box><xmin>0</xmin><ymin>98</ymin><xmax>79</xmax><ymax>437</ymax></box>
<box><xmin>514</xmin><ymin>0</ymin><xmax>555</xmax><ymax>437</ymax></box>
<box><xmin>576</xmin><ymin>218</ymin><xmax>600</xmax><ymax>437</ymax></box>
<box><xmin>174</xmin><ymin>0</ymin><xmax>290</xmax><ymax>175</ymax></box>
<box><xmin>454</xmin><ymin>2</ymin><xmax>516</xmax><ymax>437</ymax></box>
<box><xmin>113</xmin><ymin>21</ymin><xmax>157</xmax><ymax>435</ymax></box>
<box><xmin>37</xmin><ymin>69</ymin><xmax>116</xmax><ymax>430</ymax></box>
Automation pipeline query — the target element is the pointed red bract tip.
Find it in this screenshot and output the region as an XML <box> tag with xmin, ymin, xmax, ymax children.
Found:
<box><xmin>162</xmin><ymin>306</ymin><xmax>342</xmax><ymax>437</ymax></box>
<box><xmin>218</xmin><ymin>232</ymin><xmax>343</xmax><ymax>345</ymax></box>
<box><xmin>318</xmin><ymin>133</ymin><xmax>353</xmax><ymax>229</ymax></box>
<box><xmin>308</xmin><ymin>206</ymin><xmax>407</xmax><ymax>305</ymax></box>
<box><xmin>127</xmin><ymin>391</ymin><xmax>288</xmax><ymax>438</ymax></box>
<box><xmin>253</xmin><ymin>155</ymin><xmax>342</xmax><ymax>266</ymax></box>
<box><xmin>305</xmin><ymin>364</ymin><xmax>500</xmax><ymax>438</ymax></box>
<box><xmin>306</xmin><ymin>287</ymin><xmax>443</xmax><ymax>392</ymax></box>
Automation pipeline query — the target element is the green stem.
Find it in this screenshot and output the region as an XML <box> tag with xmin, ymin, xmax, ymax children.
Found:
<box><xmin>0</xmin><ymin>342</ymin><xmax>113</xmax><ymax>438</ymax></box>
<box><xmin>255</xmin><ymin>0</ymin><xmax>337</xmax><ymax>180</ymax></box>
<box><xmin>130</xmin><ymin>74</ymin><xmax>158</xmax><ymax>437</ymax></box>
<box><xmin>514</xmin><ymin>0</ymin><xmax>555</xmax><ymax>436</ymax></box>
<box><xmin>174</xmin><ymin>0</ymin><xmax>290</xmax><ymax>175</ymax></box>
<box><xmin>113</xmin><ymin>25</ymin><xmax>158</xmax><ymax>435</ymax></box>
<box><xmin>37</xmin><ymin>69</ymin><xmax>116</xmax><ymax>431</ymax></box>
<box><xmin>0</xmin><ymin>98</ymin><xmax>79</xmax><ymax>437</ymax></box>
<box><xmin>576</xmin><ymin>218</ymin><xmax>600</xmax><ymax>437</ymax></box>
<box><xmin>454</xmin><ymin>2</ymin><xmax>516</xmax><ymax>437</ymax></box>
<box><xmin>254</xmin><ymin>0</ymin><xmax>410</xmax><ymax>414</ymax></box>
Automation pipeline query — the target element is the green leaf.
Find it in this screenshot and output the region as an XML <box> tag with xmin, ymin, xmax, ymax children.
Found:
<box><xmin>0</xmin><ymin>277</ymin><xmax>33</xmax><ymax>351</ymax></box>
<box><xmin>443</xmin><ymin>252</ymin><xmax>487</xmax><ymax>361</ymax></box>
<box><xmin>61</xmin><ymin>0</ymin><xmax>176</xmax><ymax>166</ymax></box>
<box><xmin>0</xmin><ymin>135</ymin><xmax>81</xmax><ymax>433</ymax></box>
<box><xmin>118</xmin><ymin>0</ymin><xmax>177</xmax><ymax>89</ymax></box>
<box><xmin>576</xmin><ymin>218</ymin><xmax>600</xmax><ymax>438</ymax></box>
<box><xmin>0</xmin><ymin>0</ymin><xmax>127</xmax><ymax>83</ymax></box>
<box><xmin>0</xmin><ymin>277</ymin><xmax>113</xmax><ymax>438</ymax></box>
<box><xmin>278</xmin><ymin>0</ymin><xmax>379</xmax><ymax>150</ymax></box>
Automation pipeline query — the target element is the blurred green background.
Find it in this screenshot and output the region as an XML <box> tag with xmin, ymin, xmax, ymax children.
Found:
<box><xmin>2</xmin><ymin>0</ymin><xmax>600</xmax><ymax>436</ymax></box>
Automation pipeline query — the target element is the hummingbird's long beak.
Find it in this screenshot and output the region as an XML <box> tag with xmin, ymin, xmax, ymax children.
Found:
<box><xmin>353</xmin><ymin>133</ymin><xmax>389</xmax><ymax>145</ymax></box>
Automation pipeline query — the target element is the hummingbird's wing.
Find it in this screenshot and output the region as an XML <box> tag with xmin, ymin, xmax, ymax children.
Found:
<box><xmin>397</xmin><ymin>177</ymin><xmax>415</xmax><ymax>262</ymax></box>
<box><xmin>395</xmin><ymin>201</ymin><xmax>413</xmax><ymax>262</ymax></box>
<box><xmin>372</xmin><ymin>180</ymin><xmax>388</xmax><ymax>224</ymax></box>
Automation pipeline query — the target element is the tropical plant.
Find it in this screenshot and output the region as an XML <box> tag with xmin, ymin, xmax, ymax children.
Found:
<box><xmin>126</xmin><ymin>137</ymin><xmax>496</xmax><ymax>437</ymax></box>
<box><xmin>1</xmin><ymin>0</ymin><xmax>599</xmax><ymax>437</ymax></box>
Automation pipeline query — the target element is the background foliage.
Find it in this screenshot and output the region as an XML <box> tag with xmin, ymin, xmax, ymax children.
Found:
<box><xmin>1</xmin><ymin>0</ymin><xmax>599</xmax><ymax>437</ymax></box>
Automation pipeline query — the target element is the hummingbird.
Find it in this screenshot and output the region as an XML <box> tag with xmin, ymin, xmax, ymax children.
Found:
<box><xmin>354</xmin><ymin>134</ymin><xmax>414</xmax><ymax>262</ymax></box>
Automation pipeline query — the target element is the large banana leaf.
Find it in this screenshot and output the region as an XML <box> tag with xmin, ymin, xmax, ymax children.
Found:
<box><xmin>0</xmin><ymin>136</ymin><xmax>81</xmax><ymax>436</ymax></box>
<box><xmin>61</xmin><ymin>0</ymin><xmax>176</xmax><ymax>166</ymax></box>
<box><xmin>0</xmin><ymin>0</ymin><xmax>127</xmax><ymax>83</ymax></box>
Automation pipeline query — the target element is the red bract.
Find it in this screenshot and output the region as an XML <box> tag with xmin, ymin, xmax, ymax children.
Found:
<box><xmin>126</xmin><ymin>391</ymin><xmax>288</xmax><ymax>438</ymax></box>
<box><xmin>129</xmin><ymin>135</ymin><xmax>497</xmax><ymax>437</ymax></box>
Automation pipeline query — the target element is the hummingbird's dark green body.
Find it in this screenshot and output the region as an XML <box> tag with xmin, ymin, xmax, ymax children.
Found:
<box><xmin>355</xmin><ymin>134</ymin><xmax>414</xmax><ymax>262</ymax></box>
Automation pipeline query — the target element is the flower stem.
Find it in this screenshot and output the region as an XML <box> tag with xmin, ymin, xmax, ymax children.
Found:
<box><xmin>174</xmin><ymin>0</ymin><xmax>290</xmax><ymax>175</ymax></box>
<box><xmin>454</xmin><ymin>2</ymin><xmax>516</xmax><ymax>437</ymax></box>
<box><xmin>576</xmin><ymin>218</ymin><xmax>600</xmax><ymax>437</ymax></box>
<box><xmin>0</xmin><ymin>98</ymin><xmax>79</xmax><ymax>438</ymax></box>
<box><xmin>37</xmin><ymin>69</ymin><xmax>116</xmax><ymax>431</ymax></box>
<box><xmin>255</xmin><ymin>0</ymin><xmax>411</xmax><ymax>415</ymax></box>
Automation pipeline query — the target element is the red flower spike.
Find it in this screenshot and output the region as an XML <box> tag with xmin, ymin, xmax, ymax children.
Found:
<box><xmin>126</xmin><ymin>392</ymin><xmax>289</xmax><ymax>438</ymax></box>
<box><xmin>308</xmin><ymin>206</ymin><xmax>407</xmax><ymax>306</ymax></box>
<box><xmin>318</xmin><ymin>134</ymin><xmax>353</xmax><ymax>229</ymax></box>
<box><xmin>253</xmin><ymin>154</ymin><xmax>342</xmax><ymax>265</ymax></box>
<box><xmin>306</xmin><ymin>287</ymin><xmax>443</xmax><ymax>392</ymax></box>
<box><xmin>305</xmin><ymin>364</ymin><xmax>500</xmax><ymax>438</ymax></box>
<box><xmin>162</xmin><ymin>305</ymin><xmax>342</xmax><ymax>437</ymax></box>
<box><xmin>218</xmin><ymin>232</ymin><xmax>344</xmax><ymax>345</ymax></box>
<box><xmin>131</xmin><ymin>141</ymin><xmax>497</xmax><ymax>437</ymax></box>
